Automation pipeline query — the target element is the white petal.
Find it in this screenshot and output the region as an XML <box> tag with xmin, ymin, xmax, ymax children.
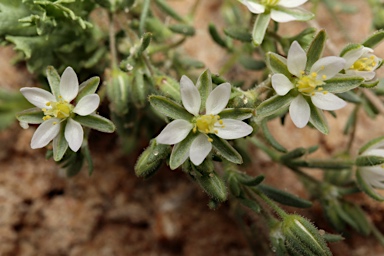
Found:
<box><xmin>311</xmin><ymin>92</ymin><xmax>346</xmax><ymax>111</ymax></box>
<box><xmin>156</xmin><ymin>119</ymin><xmax>193</xmax><ymax>145</ymax></box>
<box><xmin>20</xmin><ymin>87</ymin><xmax>56</xmax><ymax>109</ymax></box>
<box><xmin>215</xmin><ymin>119</ymin><xmax>253</xmax><ymax>140</ymax></box>
<box><xmin>287</xmin><ymin>41</ymin><xmax>307</xmax><ymax>77</ymax></box>
<box><xmin>180</xmin><ymin>75</ymin><xmax>201</xmax><ymax>116</ymax></box>
<box><xmin>289</xmin><ymin>95</ymin><xmax>310</xmax><ymax>128</ymax></box>
<box><xmin>271</xmin><ymin>74</ymin><xmax>294</xmax><ymax>95</ymax></box>
<box><xmin>346</xmin><ymin>70</ymin><xmax>376</xmax><ymax>80</ymax></box>
<box><xmin>60</xmin><ymin>67</ymin><xmax>79</xmax><ymax>102</ymax></box>
<box><xmin>311</xmin><ymin>56</ymin><xmax>346</xmax><ymax>79</ymax></box>
<box><xmin>31</xmin><ymin>118</ymin><xmax>61</xmax><ymax>149</ymax></box>
<box><xmin>241</xmin><ymin>0</ymin><xmax>265</xmax><ymax>13</ymax></box>
<box><xmin>65</xmin><ymin>118</ymin><xmax>84</xmax><ymax>152</ymax></box>
<box><xmin>342</xmin><ymin>46</ymin><xmax>364</xmax><ymax>69</ymax></box>
<box><xmin>278</xmin><ymin>0</ymin><xmax>308</xmax><ymax>8</ymax></box>
<box><xmin>271</xmin><ymin>9</ymin><xmax>297</xmax><ymax>23</ymax></box>
<box><xmin>363</xmin><ymin>149</ymin><xmax>384</xmax><ymax>158</ymax></box>
<box><xmin>206</xmin><ymin>83</ymin><xmax>231</xmax><ymax>115</ymax></box>
<box><xmin>189</xmin><ymin>134</ymin><xmax>212</xmax><ymax>166</ymax></box>
<box><xmin>73</xmin><ymin>94</ymin><xmax>100</xmax><ymax>116</ymax></box>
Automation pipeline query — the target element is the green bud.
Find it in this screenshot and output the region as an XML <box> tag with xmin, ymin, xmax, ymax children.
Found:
<box><xmin>154</xmin><ymin>75</ymin><xmax>181</xmax><ymax>101</ymax></box>
<box><xmin>107</xmin><ymin>68</ymin><xmax>130</xmax><ymax>116</ymax></box>
<box><xmin>281</xmin><ymin>215</ymin><xmax>331</xmax><ymax>256</ymax></box>
<box><xmin>135</xmin><ymin>139</ymin><xmax>171</xmax><ymax>178</ymax></box>
<box><xmin>194</xmin><ymin>170</ymin><xmax>228</xmax><ymax>202</ymax></box>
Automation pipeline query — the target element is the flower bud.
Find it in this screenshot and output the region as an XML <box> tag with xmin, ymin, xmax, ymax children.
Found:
<box><xmin>107</xmin><ymin>68</ymin><xmax>131</xmax><ymax>116</ymax></box>
<box><xmin>135</xmin><ymin>139</ymin><xmax>171</xmax><ymax>178</ymax></box>
<box><xmin>281</xmin><ymin>215</ymin><xmax>331</xmax><ymax>256</ymax></box>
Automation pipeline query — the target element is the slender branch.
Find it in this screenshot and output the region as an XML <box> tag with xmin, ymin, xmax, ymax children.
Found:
<box><xmin>109</xmin><ymin>12</ymin><xmax>118</xmax><ymax>69</ymax></box>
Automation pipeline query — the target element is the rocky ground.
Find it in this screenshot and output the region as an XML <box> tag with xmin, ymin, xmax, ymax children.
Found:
<box><xmin>1</xmin><ymin>0</ymin><xmax>384</xmax><ymax>255</ymax></box>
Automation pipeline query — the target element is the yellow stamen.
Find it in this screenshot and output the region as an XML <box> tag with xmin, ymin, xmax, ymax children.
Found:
<box><xmin>42</xmin><ymin>97</ymin><xmax>73</xmax><ymax>121</ymax></box>
<box><xmin>351</xmin><ymin>55</ymin><xmax>377</xmax><ymax>71</ymax></box>
<box><xmin>195</xmin><ymin>114</ymin><xmax>224</xmax><ymax>135</ymax></box>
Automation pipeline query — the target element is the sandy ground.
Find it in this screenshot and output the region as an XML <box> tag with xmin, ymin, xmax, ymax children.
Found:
<box><xmin>1</xmin><ymin>0</ymin><xmax>384</xmax><ymax>255</ymax></box>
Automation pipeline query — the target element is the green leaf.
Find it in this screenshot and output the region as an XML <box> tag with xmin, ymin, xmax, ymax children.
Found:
<box><xmin>261</xmin><ymin>120</ymin><xmax>287</xmax><ymax>153</ymax></box>
<box><xmin>358</xmin><ymin>135</ymin><xmax>384</xmax><ymax>154</ymax></box>
<box><xmin>362</xmin><ymin>30</ymin><xmax>384</xmax><ymax>49</ymax></box>
<box><xmin>356</xmin><ymin>168</ymin><xmax>384</xmax><ymax>201</ymax></box>
<box><xmin>209</xmin><ymin>135</ymin><xmax>243</xmax><ymax>164</ymax></box>
<box><xmin>149</xmin><ymin>95</ymin><xmax>193</xmax><ymax>120</ymax></box>
<box><xmin>76</xmin><ymin>76</ymin><xmax>100</xmax><ymax>102</ymax></box>
<box><xmin>46</xmin><ymin>66</ymin><xmax>61</xmax><ymax>100</ymax></box>
<box><xmin>339</xmin><ymin>43</ymin><xmax>361</xmax><ymax>57</ymax></box>
<box><xmin>65</xmin><ymin>151</ymin><xmax>84</xmax><ymax>177</ymax></box>
<box><xmin>322</xmin><ymin>76</ymin><xmax>363</xmax><ymax>93</ymax></box>
<box><xmin>238</xmin><ymin>174</ymin><xmax>265</xmax><ymax>186</ymax></box>
<box><xmin>280</xmin><ymin>148</ymin><xmax>307</xmax><ymax>162</ymax></box>
<box><xmin>266</xmin><ymin>52</ymin><xmax>290</xmax><ymax>78</ymax></box>
<box><xmin>355</xmin><ymin>155</ymin><xmax>384</xmax><ymax>167</ymax></box>
<box><xmin>53</xmin><ymin>122</ymin><xmax>68</xmax><ymax>162</ymax></box>
<box><xmin>194</xmin><ymin>170</ymin><xmax>228</xmax><ymax>202</ymax></box>
<box><xmin>139</xmin><ymin>0</ymin><xmax>150</xmax><ymax>35</ymax></box>
<box><xmin>260</xmin><ymin>185</ymin><xmax>312</xmax><ymax>208</ymax></box>
<box><xmin>138</xmin><ymin>32</ymin><xmax>152</xmax><ymax>55</ymax></box>
<box><xmin>73</xmin><ymin>114</ymin><xmax>115</xmax><ymax>133</ymax></box>
<box><xmin>224</xmin><ymin>27</ymin><xmax>252</xmax><ymax>42</ymax></box>
<box><xmin>196</xmin><ymin>69</ymin><xmax>212</xmax><ymax>112</ymax></box>
<box><xmin>168</xmin><ymin>24</ymin><xmax>195</xmax><ymax>36</ymax></box>
<box><xmin>227</xmin><ymin>172</ymin><xmax>241</xmax><ymax>197</ymax></box>
<box><xmin>169</xmin><ymin>132</ymin><xmax>197</xmax><ymax>170</ymax></box>
<box><xmin>239</xmin><ymin>56</ymin><xmax>266</xmax><ymax>71</ymax></box>
<box><xmin>208</xmin><ymin>23</ymin><xmax>229</xmax><ymax>49</ymax></box>
<box><xmin>0</xmin><ymin>1</ymin><xmax>36</xmax><ymax>36</ymax></box>
<box><xmin>341</xmin><ymin>202</ymin><xmax>371</xmax><ymax>235</ymax></box>
<box><xmin>252</xmin><ymin>13</ymin><xmax>270</xmax><ymax>46</ymax></box>
<box><xmin>154</xmin><ymin>0</ymin><xmax>186</xmax><ymax>23</ymax></box>
<box><xmin>337</xmin><ymin>91</ymin><xmax>361</xmax><ymax>103</ymax></box>
<box><xmin>308</xmin><ymin>99</ymin><xmax>329</xmax><ymax>134</ymax></box>
<box><xmin>238</xmin><ymin>198</ymin><xmax>261</xmax><ymax>213</ymax></box>
<box><xmin>218</xmin><ymin>108</ymin><xmax>253</xmax><ymax>120</ymax></box>
<box><xmin>82</xmin><ymin>141</ymin><xmax>94</xmax><ymax>176</ymax></box>
<box><xmin>322</xmin><ymin>233</ymin><xmax>344</xmax><ymax>243</ymax></box>
<box><xmin>255</xmin><ymin>91</ymin><xmax>296</xmax><ymax>121</ymax></box>
<box><xmin>16</xmin><ymin>107</ymin><xmax>44</xmax><ymax>124</ymax></box>
<box><xmin>360</xmin><ymin>79</ymin><xmax>380</xmax><ymax>88</ymax></box>
<box><xmin>306</xmin><ymin>30</ymin><xmax>326</xmax><ymax>71</ymax></box>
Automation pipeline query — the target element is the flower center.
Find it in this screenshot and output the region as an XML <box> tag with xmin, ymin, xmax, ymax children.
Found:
<box><xmin>193</xmin><ymin>114</ymin><xmax>225</xmax><ymax>139</ymax></box>
<box><xmin>350</xmin><ymin>55</ymin><xmax>376</xmax><ymax>71</ymax></box>
<box><xmin>296</xmin><ymin>72</ymin><xmax>326</xmax><ymax>95</ymax></box>
<box><xmin>260</xmin><ymin>0</ymin><xmax>279</xmax><ymax>7</ymax></box>
<box><xmin>42</xmin><ymin>97</ymin><xmax>73</xmax><ymax>121</ymax></box>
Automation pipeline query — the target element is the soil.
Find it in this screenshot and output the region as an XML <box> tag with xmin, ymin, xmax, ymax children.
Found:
<box><xmin>1</xmin><ymin>0</ymin><xmax>384</xmax><ymax>255</ymax></box>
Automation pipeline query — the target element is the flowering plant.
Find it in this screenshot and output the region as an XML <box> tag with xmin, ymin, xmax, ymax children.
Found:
<box><xmin>2</xmin><ymin>0</ymin><xmax>384</xmax><ymax>254</ymax></box>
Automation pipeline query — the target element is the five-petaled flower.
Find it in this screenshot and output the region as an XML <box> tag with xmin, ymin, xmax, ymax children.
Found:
<box><xmin>156</xmin><ymin>76</ymin><xmax>253</xmax><ymax>166</ymax></box>
<box><xmin>358</xmin><ymin>140</ymin><xmax>384</xmax><ymax>190</ymax></box>
<box><xmin>271</xmin><ymin>41</ymin><xmax>347</xmax><ymax>128</ymax></box>
<box><xmin>240</xmin><ymin>0</ymin><xmax>311</xmax><ymax>22</ymax></box>
<box><xmin>20</xmin><ymin>67</ymin><xmax>100</xmax><ymax>152</ymax></box>
<box><xmin>342</xmin><ymin>45</ymin><xmax>382</xmax><ymax>81</ymax></box>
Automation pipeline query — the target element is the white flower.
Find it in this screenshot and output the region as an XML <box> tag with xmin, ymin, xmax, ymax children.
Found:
<box><xmin>271</xmin><ymin>41</ymin><xmax>347</xmax><ymax>128</ymax></box>
<box><xmin>240</xmin><ymin>0</ymin><xmax>310</xmax><ymax>22</ymax></box>
<box><xmin>156</xmin><ymin>76</ymin><xmax>253</xmax><ymax>166</ymax></box>
<box><xmin>20</xmin><ymin>67</ymin><xmax>100</xmax><ymax>152</ymax></box>
<box><xmin>359</xmin><ymin>140</ymin><xmax>384</xmax><ymax>189</ymax></box>
<box><xmin>342</xmin><ymin>46</ymin><xmax>382</xmax><ymax>81</ymax></box>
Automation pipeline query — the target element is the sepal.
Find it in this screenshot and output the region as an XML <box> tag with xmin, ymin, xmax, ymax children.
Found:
<box><xmin>73</xmin><ymin>114</ymin><xmax>115</xmax><ymax>133</ymax></box>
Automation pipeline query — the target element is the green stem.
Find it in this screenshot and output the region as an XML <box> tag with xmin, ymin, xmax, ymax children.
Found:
<box><xmin>346</xmin><ymin>105</ymin><xmax>359</xmax><ymax>153</ymax></box>
<box><xmin>249</xmin><ymin>137</ymin><xmax>280</xmax><ymax>161</ymax></box>
<box><xmin>109</xmin><ymin>12</ymin><xmax>118</xmax><ymax>69</ymax></box>
<box><xmin>253</xmin><ymin>187</ymin><xmax>287</xmax><ymax>218</ymax></box>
